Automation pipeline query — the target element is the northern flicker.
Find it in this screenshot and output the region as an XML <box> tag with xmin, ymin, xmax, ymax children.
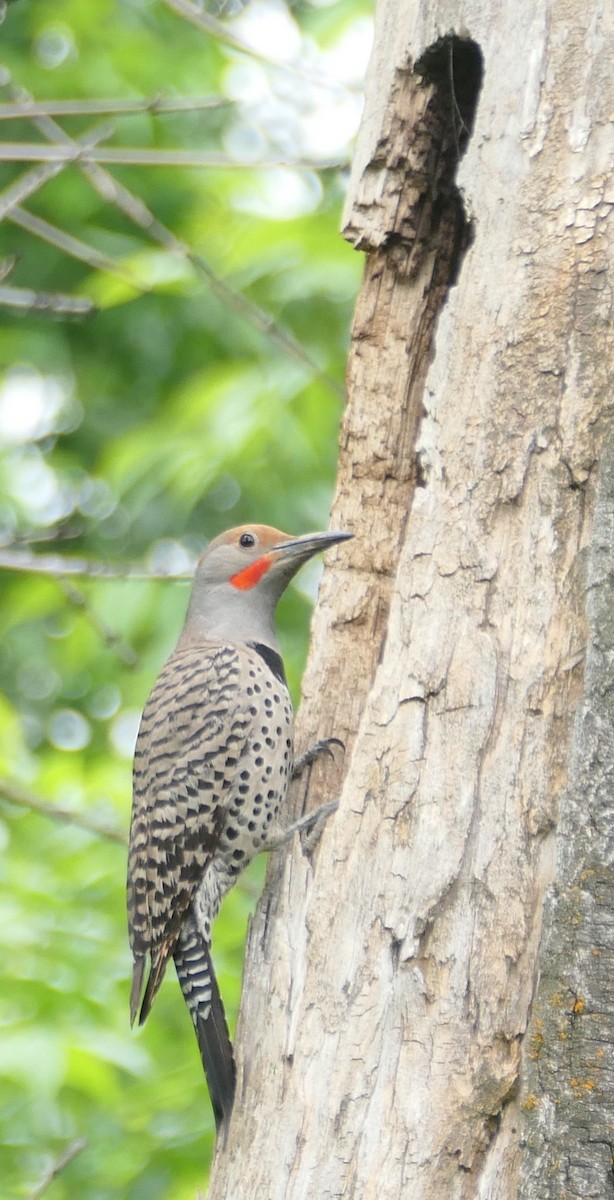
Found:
<box><xmin>127</xmin><ymin>524</ymin><xmax>351</xmax><ymax>1133</ymax></box>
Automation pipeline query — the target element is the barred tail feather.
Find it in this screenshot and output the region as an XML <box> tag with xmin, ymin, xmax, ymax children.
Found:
<box><xmin>174</xmin><ymin>920</ymin><xmax>236</xmax><ymax>1132</ymax></box>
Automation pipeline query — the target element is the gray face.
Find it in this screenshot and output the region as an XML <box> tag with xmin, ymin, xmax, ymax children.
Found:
<box><xmin>196</xmin><ymin>524</ymin><xmax>352</xmax><ymax>596</ymax></box>
<box><xmin>181</xmin><ymin>524</ymin><xmax>352</xmax><ymax>649</ymax></box>
<box><xmin>194</xmin><ymin>524</ymin><xmax>292</xmax><ymax>606</ymax></box>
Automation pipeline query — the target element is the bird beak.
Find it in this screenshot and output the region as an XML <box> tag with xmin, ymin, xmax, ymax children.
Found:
<box><xmin>271</xmin><ymin>530</ymin><xmax>353</xmax><ymax>567</ymax></box>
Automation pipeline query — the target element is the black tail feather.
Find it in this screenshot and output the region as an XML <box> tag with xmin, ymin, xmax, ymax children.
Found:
<box><xmin>174</xmin><ymin>921</ymin><xmax>236</xmax><ymax>1133</ymax></box>
<box><xmin>194</xmin><ymin>958</ymin><xmax>236</xmax><ymax>1134</ymax></box>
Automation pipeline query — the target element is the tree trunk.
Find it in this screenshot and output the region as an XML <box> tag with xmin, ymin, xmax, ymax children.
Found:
<box><xmin>207</xmin><ymin>2</ymin><xmax>614</xmax><ymax>1197</ymax></box>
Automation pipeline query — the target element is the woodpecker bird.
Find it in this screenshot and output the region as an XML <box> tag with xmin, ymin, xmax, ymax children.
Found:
<box><xmin>127</xmin><ymin>523</ymin><xmax>351</xmax><ymax>1133</ymax></box>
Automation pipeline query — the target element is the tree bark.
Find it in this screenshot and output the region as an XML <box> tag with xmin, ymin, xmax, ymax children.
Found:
<box><xmin>207</xmin><ymin>1</ymin><xmax>614</xmax><ymax>1197</ymax></box>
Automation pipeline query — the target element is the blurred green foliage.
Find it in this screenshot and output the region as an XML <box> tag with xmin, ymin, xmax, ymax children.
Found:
<box><xmin>0</xmin><ymin>0</ymin><xmax>369</xmax><ymax>1195</ymax></box>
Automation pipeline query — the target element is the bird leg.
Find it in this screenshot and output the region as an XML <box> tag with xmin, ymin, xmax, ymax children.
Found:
<box><xmin>291</xmin><ymin>737</ymin><xmax>344</xmax><ymax>779</ymax></box>
<box><xmin>263</xmin><ymin>799</ymin><xmax>338</xmax><ymax>853</ymax></box>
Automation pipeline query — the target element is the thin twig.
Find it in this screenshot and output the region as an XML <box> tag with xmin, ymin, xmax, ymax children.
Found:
<box><xmin>163</xmin><ymin>0</ymin><xmax>278</xmax><ymax>61</ymax></box>
<box><xmin>0</xmin><ymin>72</ymin><xmax>343</xmax><ymax>396</ymax></box>
<box><xmin>0</xmin><ymin>546</ymin><xmax>194</xmax><ymax>579</ymax></box>
<box><xmin>28</xmin><ymin>1139</ymin><xmax>88</xmax><ymax>1200</ymax></box>
<box><xmin>58</xmin><ymin>578</ymin><xmax>139</xmax><ymax>667</ymax></box>
<box><xmin>8</xmin><ymin>206</ymin><xmax>142</xmax><ymax>286</ymax></box>
<box><xmin>1</xmin><ymin>779</ymin><xmax>126</xmax><ymax>845</ymax></box>
<box><xmin>161</xmin><ymin>0</ymin><xmax>352</xmax><ymax>93</ymax></box>
<box><xmin>0</xmin><ymin>117</ymin><xmax>138</xmax><ymax>288</ymax></box>
<box><xmin>0</xmin><ymin>123</ymin><xmax>113</xmax><ymax>222</ymax></box>
<box><xmin>7</xmin><ymin>525</ymin><xmax>83</xmax><ymax>546</ymax></box>
<box><xmin>0</xmin><ymin>284</ymin><xmax>95</xmax><ymax>314</ymax></box>
<box><xmin>0</xmin><ymin>142</ymin><xmax>344</xmax><ymax>168</ymax></box>
<box><xmin>0</xmin><ymin>92</ymin><xmax>231</xmax><ymax>119</ymax></box>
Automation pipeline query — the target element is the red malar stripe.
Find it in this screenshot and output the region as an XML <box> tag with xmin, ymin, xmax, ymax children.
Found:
<box><xmin>230</xmin><ymin>554</ymin><xmax>273</xmax><ymax>590</ymax></box>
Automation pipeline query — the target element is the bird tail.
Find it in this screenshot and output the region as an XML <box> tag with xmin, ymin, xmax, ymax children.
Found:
<box><xmin>174</xmin><ymin>918</ymin><xmax>236</xmax><ymax>1134</ymax></box>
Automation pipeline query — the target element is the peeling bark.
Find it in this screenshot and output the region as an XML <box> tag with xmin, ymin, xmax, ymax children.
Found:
<box><xmin>207</xmin><ymin>2</ymin><xmax>614</xmax><ymax>1197</ymax></box>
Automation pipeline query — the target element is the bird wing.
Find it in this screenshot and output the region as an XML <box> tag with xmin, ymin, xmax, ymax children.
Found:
<box><xmin>127</xmin><ymin>642</ymin><xmax>251</xmax><ymax>1022</ymax></box>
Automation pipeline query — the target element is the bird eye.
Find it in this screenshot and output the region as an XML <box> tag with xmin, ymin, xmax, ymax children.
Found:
<box><xmin>239</xmin><ymin>531</ymin><xmax>256</xmax><ymax>548</ymax></box>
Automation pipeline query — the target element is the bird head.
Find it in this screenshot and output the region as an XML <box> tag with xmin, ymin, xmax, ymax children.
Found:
<box><xmin>181</xmin><ymin>524</ymin><xmax>352</xmax><ymax>647</ymax></box>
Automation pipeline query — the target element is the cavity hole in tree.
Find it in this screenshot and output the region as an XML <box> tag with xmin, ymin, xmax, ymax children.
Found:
<box><xmin>413</xmin><ymin>35</ymin><xmax>484</xmax><ymax>287</ymax></box>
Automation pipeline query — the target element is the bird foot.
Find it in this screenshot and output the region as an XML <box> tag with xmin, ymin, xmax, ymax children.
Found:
<box><xmin>264</xmin><ymin>799</ymin><xmax>338</xmax><ymax>853</ymax></box>
<box><xmin>291</xmin><ymin>737</ymin><xmax>344</xmax><ymax>779</ymax></box>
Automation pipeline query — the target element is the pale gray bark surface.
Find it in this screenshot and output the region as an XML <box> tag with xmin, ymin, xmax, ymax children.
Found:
<box><xmin>519</xmin><ymin>443</ymin><xmax>614</xmax><ymax>1200</ymax></box>
<box><xmin>206</xmin><ymin>2</ymin><xmax>614</xmax><ymax>1197</ymax></box>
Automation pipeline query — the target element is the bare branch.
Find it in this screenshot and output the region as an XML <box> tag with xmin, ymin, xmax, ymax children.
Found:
<box><xmin>0</xmin><ymin>546</ymin><xmax>194</xmax><ymax>580</ymax></box>
<box><xmin>0</xmin><ymin>284</ymin><xmax>95</xmax><ymax>314</ymax></box>
<box><xmin>28</xmin><ymin>1139</ymin><xmax>88</xmax><ymax>1200</ymax></box>
<box><xmin>161</xmin><ymin>0</ymin><xmax>353</xmax><ymax>93</ymax></box>
<box><xmin>0</xmin><ymin>142</ymin><xmax>343</xmax><ymax>169</ymax></box>
<box><xmin>0</xmin><ymin>121</ymin><xmax>136</xmax><ymax>289</ymax></box>
<box><xmin>8</xmin><ymin>206</ymin><xmax>141</xmax><ymax>285</ymax></box>
<box><xmin>0</xmin><ymin>123</ymin><xmax>113</xmax><ymax>223</ymax></box>
<box><xmin>162</xmin><ymin>0</ymin><xmax>291</xmax><ymax>64</ymax></box>
<box><xmin>0</xmin><ymin>72</ymin><xmax>343</xmax><ymax>396</ymax></box>
<box><xmin>1</xmin><ymin>779</ymin><xmax>126</xmax><ymax>845</ymax></box>
<box><xmin>58</xmin><ymin>578</ymin><xmax>139</xmax><ymax>667</ymax></box>
<box><xmin>0</xmin><ymin>92</ymin><xmax>231</xmax><ymax>120</ymax></box>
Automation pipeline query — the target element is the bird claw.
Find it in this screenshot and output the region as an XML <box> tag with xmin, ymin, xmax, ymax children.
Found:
<box><xmin>265</xmin><ymin>799</ymin><xmax>338</xmax><ymax>853</ymax></box>
<box><xmin>299</xmin><ymin>798</ymin><xmax>338</xmax><ymax>845</ymax></box>
<box><xmin>292</xmin><ymin>737</ymin><xmax>345</xmax><ymax>779</ymax></box>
